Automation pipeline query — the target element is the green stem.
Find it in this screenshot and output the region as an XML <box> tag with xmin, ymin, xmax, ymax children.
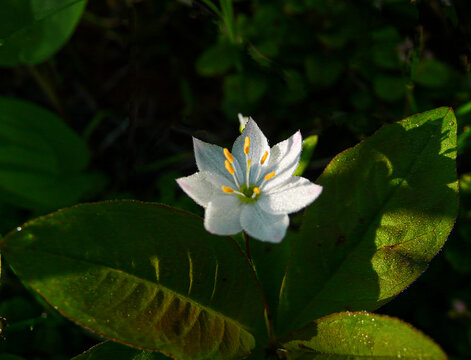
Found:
<box><xmin>242</xmin><ymin>232</ymin><xmax>252</xmax><ymax>262</ymax></box>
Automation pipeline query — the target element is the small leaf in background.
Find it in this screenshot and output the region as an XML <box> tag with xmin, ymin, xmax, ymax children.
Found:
<box><xmin>1</xmin><ymin>201</ymin><xmax>268</xmax><ymax>360</ymax></box>
<box><xmin>0</xmin><ymin>97</ymin><xmax>107</xmax><ymax>212</ymax></box>
<box><xmin>281</xmin><ymin>312</ymin><xmax>446</xmax><ymax>359</ymax></box>
<box><xmin>0</xmin><ymin>0</ymin><xmax>87</xmax><ymax>66</ymax></box>
<box><xmin>293</xmin><ymin>135</ymin><xmax>318</xmax><ymax>176</ymax></box>
<box><xmin>305</xmin><ymin>55</ymin><xmax>344</xmax><ymax>89</ymax></box>
<box><xmin>370</xmin><ymin>27</ymin><xmax>402</xmax><ymax>70</ymax></box>
<box><xmin>412</xmin><ymin>58</ymin><xmax>452</xmax><ymax>88</ymax></box>
<box><xmin>0</xmin><ymin>355</ymin><xmax>27</xmax><ymax>360</ymax></box>
<box><xmin>373</xmin><ymin>74</ymin><xmax>407</xmax><ymax>102</ymax></box>
<box><xmin>195</xmin><ymin>40</ymin><xmax>239</xmax><ymax>76</ymax></box>
<box><xmin>278</xmin><ymin>107</ymin><xmax>458</xmax><ymax>333</ymax></box>
<box><xmin>73</xmin><ymin>341</ymin><xmax>170</xmax><ymax>360</ymax></box>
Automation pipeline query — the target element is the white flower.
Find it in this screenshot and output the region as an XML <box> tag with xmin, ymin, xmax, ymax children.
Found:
<box><xmin>176</xmin><ymin>118</ymin><xmax>323</xmax><ymax>243</ymax></box>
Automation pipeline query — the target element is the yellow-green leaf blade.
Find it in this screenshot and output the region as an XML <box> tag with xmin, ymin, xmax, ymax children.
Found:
<box><xmin>282</xmin><ymin>312</ymin><xmax>446</xmax><ymax>360</ymax></box>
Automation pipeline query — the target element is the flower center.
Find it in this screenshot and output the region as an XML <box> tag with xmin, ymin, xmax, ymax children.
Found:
<box><xmin>237</xmin><ymin>184</ymin><xmax>260</xmax><ymax>203</ymax></box>
<box><xmin>221</xmin><ymin>137</ymin><xmax>276</xmax><ymax>202</ymax></box>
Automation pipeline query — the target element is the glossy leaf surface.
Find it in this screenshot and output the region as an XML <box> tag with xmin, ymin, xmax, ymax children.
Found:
<box><xmin>278</xmin><ymin>107</ymin><xmax>458</xmax><ymax>332</ymax></box>
<box><xmin>2</xmin><ymin>201</ymin><xmax>267</xmax><ymax>360</ymax></box>
<box><xmin>282</xmin><ymin>312</ymin><xmax>446</xmax><ymax>359</ymax></box>
<box><xmin>0</xmin><ymin>0</ymin><xmax>87</xmax><ymax>66</ymax></box>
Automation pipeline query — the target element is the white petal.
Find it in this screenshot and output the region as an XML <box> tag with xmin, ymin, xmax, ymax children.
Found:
<box><xmin>204</xmin><ymin>195</ymin><xmax>243</xmax><ymax>235</ymax></box>
<box><xmin>259</xmin><ymin>176</ymin><xmax>323</xmax><ymax>214</ymax></box>
<box><xmin>262</xmin><ymin>130</ymin><xmax>302</xmax><ymax>191</ymax></box>
<box><xmin>176</xmin><ymin>172</ymin><xmax>216</xmax><ymax>208</ymax></box>
<box><xmin>241</xmin><ymin>204</ymin><xmax>289</xmax><ymax>243</ymax></box>
<box><xmin>193</xmin><ymin>137</ymin><xmax>234</xmax><ymax>184</ymax></box>
<box><xmin>232</xmin><ymin>118</ymin><xmax>270</xmax><ymax>183</ymax></box>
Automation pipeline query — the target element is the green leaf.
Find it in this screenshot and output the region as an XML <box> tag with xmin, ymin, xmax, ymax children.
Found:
<box><xmin>278</xmin><ymin>107</ymin><xmax>458</xmax><ymax>333</ymax></box>
<box><xmin>305</xmin><ymin>56</ymin><xmax>344</xmax><ymax>88</ymax></box>
<box><xmin>0</xmin><ymin>97</ymin><xmax>104</xmax><ymax>211</ymax></box>
<box><xmin>281</xmin><ymin>312</ymin><xmax>446</xmax><ymax>359</ymax></box>
<box><xmin>1</xmin><ymin>201</ymin><xmax>267</xmax><ymax>360</ymax></box>
<box><xmin>294</xmin><ymin>135</ymin><xmax>318</xmax><ymax>176</ymax></box>
<box><xmin>0</xmin><ymin>355</ymin><xmax>27</xmax><ymax>360</ymax></box>
<box><xmin>73</xmin><ymin>341</ymin><xmax>170</xmax><ymax>359</ymax></box>
<box><xmin>196</xmin><ymin>41</ymin><xmax>239</xmax><ymax>76</ymax></box>
<box><xmin>411</xmin><ymin>59</ymin><xmax>452</xmax><ymax>88</ymax></box>
<box><xmin>0</xmin><ymin>0</ymin><xmax>87</xmax><ymax>66</ymax></box>
<box><xmin>373</xmin><ymin>75</ymin><xmax>407</xmax><ymax>102</ymax></box>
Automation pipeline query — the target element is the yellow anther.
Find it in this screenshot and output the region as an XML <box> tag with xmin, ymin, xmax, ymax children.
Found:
<box><xmin>253</xmin><ymin>187</ymin><xmax>260</xmax><ymax>195</ymax></box>
<box><xmin>222</xmin><ymin>186</ymin><xmax>234</xmax><ymax>193</ymax></box>
<box><xmin>264</xmin><ymin>171</ymin><xmax>276</xmax><ymax>181</ymax></box>
<box><xmin>260</xmin><ymin>151</ymin><xmax>268</xmax><ymax>165</ymax></box>
<box><xmin>223</xmin><ymin>148</ymin><xmax>233</xmax><ymax>163</ymax></box>
<box><xmin>225</xmin><ymin>160</ymin><xmax>235</xmax><ymax>175</ymax></box>
<box><xmin>244</xmin><ymin>137</ymin><xmax>250</xmax><ymax>155</ymax></box>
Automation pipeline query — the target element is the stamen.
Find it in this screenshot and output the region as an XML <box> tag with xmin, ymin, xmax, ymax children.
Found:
<box><xmin>260</xmin><ymin>151</ymin><xmax>268</xmax><ymax>165</ymax></box>
<box><xmin>256</xmin><ymin>150</ymin><xmax>269</xmax><ymax>181</ymax></box>
<box><xmin>222</xmin><ymin>186</ymin><xmax>234</xmax><ymax>193</ymax></box>
<box><xmin>244</xmin><ymin>137</ymin><xmax>250</xmax><ymax>155</ymax></box>
<box><xmin>246</xmin><ymin>159</ymin><xmax>251</xmax><ymax>187</ymax></box>
<box><xmin>253</xmin><ymin>187</ymin><xmax>260</xmax><ymax>194</ymax></box>
<box><xmin>223</xmin><ymin>148</ymin><xmax>234</xmax><ymax>163</ymax></box>
<box><xmin>264</xmin><ymin>171</ymin><xmax>276</xmax><ymax>180</ymax></box>
<box><xmin>225</xmin><ymin>159</ymin><xmax>240</xmax><ymax>188</ymax></box>
<box><xmin>225</xmin><ymin>160</ymin><xmax>235</xmax><ymax>175</ymax></box>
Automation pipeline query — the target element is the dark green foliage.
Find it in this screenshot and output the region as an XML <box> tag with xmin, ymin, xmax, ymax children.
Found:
<box><xmin>0</xmin><ymin>0</ymin><xmax>469</xmax><ymax>359</ymax></box>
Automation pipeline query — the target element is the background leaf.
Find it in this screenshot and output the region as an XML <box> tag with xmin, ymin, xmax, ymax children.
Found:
<box><xmin>1</xmin><ymin>201</ymin><xmax>267</xmax><ymax>360</ymax></box>
<box><xmin>278</xmin><ymin>107</ymin><xmax>458</xmax><ymax>333</ymax></box>
<box><xmin>282</xmin><ymin>312</ymin><xmax>446</xmax><ymax>359</ymax></box>
<box><xmin>0</xmin><ymin>97</ymin><xmax>106</xmax><ymax>212</ymax></box>
<box><xmin>0</xmin><ymin>0</ymin><xmax>87</xmax><ymax>66</ymax></box>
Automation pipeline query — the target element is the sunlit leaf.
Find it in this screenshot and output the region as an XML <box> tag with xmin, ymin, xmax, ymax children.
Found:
<box><xmin>1</xmin><ymin>201</ymin><xmax>268</xmax><ymax>360</ymax></box>
<box><xmin>282</xmin><ymin>312</ymin><xmax>446</xmax><ymax>359</ymax></box>
<box><xmin>278</xmin><ymin>107</ymin><xmax>458</xmax><ymax>333</ymax></box>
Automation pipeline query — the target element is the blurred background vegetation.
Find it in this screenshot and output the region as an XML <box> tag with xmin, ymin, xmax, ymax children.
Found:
<box><xmin>0</xmin><ymin>0</ymin><xmax>470</xmax><ymax>358</ymax></box>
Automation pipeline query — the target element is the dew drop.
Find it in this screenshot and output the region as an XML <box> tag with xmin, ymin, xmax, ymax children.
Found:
<box><xmin>16</xmin><ymin>227</ymin><xmax>22</xmax><ymax>232</ymax></box>
<box><xmin>449</xmin><ymin>122</ymin><xmax>454</xmax><ymax>126</ymax></box>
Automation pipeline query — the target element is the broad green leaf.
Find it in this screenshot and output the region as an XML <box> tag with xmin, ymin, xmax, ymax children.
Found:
<box><xmin>73</xmin><ymin>341</ymin><xmax>170</xmax><ymax>360</ymax></box>
<box><xmin>0</xmin><ymin>97</ymin><xmax>105</xmax><ymax>211</ymax></box>
<box><xmin>1</xmin><ymin>201</ymin><xmax>267</xmax><ymax>360</ymax></box>
<box><xmin>278</xmin><ymin>107</ymin><xmax>458</xmax><ymax>332</ymax></box>
<box><xmin>281</xmin><ymin>312</ymin><xmax>446</xmax><ymax>359</ymax></box>
<box><xmin>0</xmin><ymin>0</ymin><xmax>87</xmax><ymax>66</ymax></box>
